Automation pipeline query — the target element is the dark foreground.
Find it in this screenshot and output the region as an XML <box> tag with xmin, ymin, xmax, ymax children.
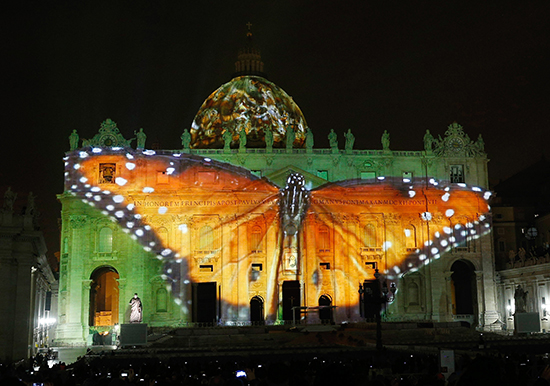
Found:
<box><xmin>3</xmin><ymin>322</ymin><xmax>550</xmax><ymax>385</ymax></box>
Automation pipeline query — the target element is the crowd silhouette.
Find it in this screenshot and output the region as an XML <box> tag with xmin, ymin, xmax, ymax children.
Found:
<box><xmin>2</xmin><ymin>349</ymin><xmax>550</xmax><ymax>386</ymax></box>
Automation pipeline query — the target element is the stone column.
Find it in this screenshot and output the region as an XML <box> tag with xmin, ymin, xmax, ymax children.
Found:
<box><xmin>475</xmin><ymin>270</ymin><xmax>485</xmax><ymax>327</ymax></box>
<box><xmin>81</xmin><ymin>279</ymin><xmax>92</xmax><ymax>343</ymax></box>
<box><xmin>443</xmin><ymin>270</ymin><xmax>454</xmax><ymax>322</ymax></box>
<box><xmin>12</xmin><ymin>251</ymin><xmax>34</xmax><ymax>361</ymax></box>
<box><xmin>56</xmin><ymin>214</ymin><xmax>88</xmax><ymax>346</ymax></box>
<box><xmin>117</xmin><ymin>278</ymin><xmax>126</xmax><ymax>324</ymax></box>
<box><xmin>480</xmin><ymin>234</ymin><xmax>501</xmax><ymax>328</ymax></box>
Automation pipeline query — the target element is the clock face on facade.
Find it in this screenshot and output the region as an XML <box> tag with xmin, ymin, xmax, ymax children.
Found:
<box><xmin>101</xmin><ymin>135</ymin><xmax>116</xmax><ymax>147</ymax></box>
<box><xmin>448</xmin><ymin>137</ymin><xmax>464</xmax><ymax>152</ymax></box>
<box><xmin>526</xmin><ymin>227</ymin><xmax>538</xmax><ymax>239</ymax></box>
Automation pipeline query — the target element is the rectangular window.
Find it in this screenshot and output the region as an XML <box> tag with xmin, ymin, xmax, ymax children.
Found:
<box><xmin>317</xmin><ymin>226</ymin><xmax>331</xmax><ymax>252</ymax></box>
<box><xmin>252</xmin><ymin>263</ymin><xmax>263</xmax><ymax>271</ymax></box>
<box><xmin>197</xmin><ymin>171</ymin><xmax>218</xmax><ymax>184</ymax></box>
<box><xmin>320</xmin><ymin>262</ymin><xmax>331</xmax><ymax>270</ymax></box>
<box><xmin>361</xmin><ymin>171</ymin><xmax>376</xmax><ymax>180</ymax></box>
<box><xmin>498</xmin><ymin>241</ymin><xmax>506</xmax><ymax>252</ymax></box>
<box><xmin>402</xmin><ymin>171</ymin><xmax>413</xmax><ymax>183</ymax></box>
<box><xmin>199</xmin><ymin>265</ymin><xmax>213</xmax><ymax>272</ymax></box>
<box><xmin>250</xmin><ymin>226</ymin><xmax>263</xmax><ymax>253</ymax></box>
<box><xmin>450</xmin><ymin>165</ymin><xmax>464</xmax><ymax>183</ymax></box>
<box><xmin>99</xmin><ymin>163</ymin><xmax>116</xmax><ymax>184</ymax></box>
<box><xmin>157</xmin><ymin>171</ymin><xmax>169</xmax><ymax>184</ymax></box>
<box><xmin>317</xmin><ymin>170</ymin><xmax>328</xmax><ymax>180</ymax></box>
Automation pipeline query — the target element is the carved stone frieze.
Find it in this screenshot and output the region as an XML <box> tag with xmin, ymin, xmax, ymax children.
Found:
<box><xmin>384</xmin><ymin>213</ymin><xmax>400</xmax><ymax>225</ymax></box>
<box><xmin>83</xmin><ymin>119</ymin><xmax>133</xmax><ymax>148</ymax></box>
<box><xmin>70</xmin><ymin>215</ymin><xmax>88</xmax><ymax>229</ymax></box>
<box><xmin>421</xmin><ymin>158</ymin><xmax>434</xmax><ymax>167</ymax></box>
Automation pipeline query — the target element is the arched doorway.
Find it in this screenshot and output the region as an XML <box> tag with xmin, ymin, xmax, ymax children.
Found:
<box><xmin>451</xmin><ymin>260</ymin><xmax>476</xmax><ymax>319</ymax></box>
<box><xmin>89</xmin><ymin>266</ymin><xmax>119</xmax><ymax>326</ymax></box>
<box><xmin>319</xmin><ymin>295</ymin><xmax>333</xmax><ymax>323</ymax></box>
<box><xmin>250</xmin><ymin>296</ymin><xmax>264</xmax><ymax>324</ymax></box>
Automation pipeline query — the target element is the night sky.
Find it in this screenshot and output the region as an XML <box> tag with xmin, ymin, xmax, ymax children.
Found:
<box><xmin>2</xmin><ymin>1</ymin><xmax>549</xmax><ymax>259</ymax></box>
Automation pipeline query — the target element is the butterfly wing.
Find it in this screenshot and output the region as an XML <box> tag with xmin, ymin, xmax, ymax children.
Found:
<box><xmin>309</xmin><ymin>178</ymin><xmax>491</xmax><ymax>283</ymax></box>
<box><xmin>68</xmin><ymin>150</ymin><xmax>281</xmax><ymax>312</ymax></box>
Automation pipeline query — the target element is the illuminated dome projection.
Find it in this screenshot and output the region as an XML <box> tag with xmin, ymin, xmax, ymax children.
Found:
<box><xmin>63</xmin><ymin>147</ymin><xmax>491</xmax><ymax>328</ymax></box>
<box><xmin>190</xmin><ymin>76</ymin><xmax>308</xmax><ymax>149</ymax></box>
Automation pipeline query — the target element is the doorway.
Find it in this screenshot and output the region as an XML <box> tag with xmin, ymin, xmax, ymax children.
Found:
<box><xmin>451</xmin><ymin>260</ymin><xmax>476</xmax><ymax>316</ymax></box>
<box><xmin>282</xmin><ymin>280</ymin><xmax>301</xmax><ymax>322</ymax></box>
<box><xmin>319</xmin><ymin>295</ymin><xmax>333</xmax><ymax>323</ymax></box>
<box><xmin>192</xmin><ymin>282</ymin><xmax>217</xmax><ymax>324</ymax></box>
<box><xmin>89</xmin><ymin>266</ymin><xmax>119</xmax><ymax>326</ymax></box>
<box><xmin>250</xmin><ymin>296</ymin><xmax>264</xmax><ymax>324</ymax></box>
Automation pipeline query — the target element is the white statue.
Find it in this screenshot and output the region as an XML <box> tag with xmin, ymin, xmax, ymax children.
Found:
<box><xmin>129</xmin><ymin>293</ymin><xmax>143</xmax><ymax>323</ymax></box>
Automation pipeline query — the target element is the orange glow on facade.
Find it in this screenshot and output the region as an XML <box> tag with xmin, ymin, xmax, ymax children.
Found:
<box><xmin>68</xmin><ymin>150</ymin><xmax>491</xmax><ymax>323</ymax></box>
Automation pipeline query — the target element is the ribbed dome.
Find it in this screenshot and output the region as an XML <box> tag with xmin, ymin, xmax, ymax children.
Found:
<box><xmin>190</xmin><ymin>76</ymin><xmax>308</xmax><ymax>149</ymax></box>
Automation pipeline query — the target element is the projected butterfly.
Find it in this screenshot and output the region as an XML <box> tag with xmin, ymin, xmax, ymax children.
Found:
<box><xmin>66</xmin><ymin>149</ymin><xmax>491</xmax><ymax>319</ymax></box>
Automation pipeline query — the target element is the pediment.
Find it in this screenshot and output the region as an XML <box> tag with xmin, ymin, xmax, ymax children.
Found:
<box><xmin>265</xmin><ymin>165</ymin><xmax>328</xmax><ymax>189</ymax></box>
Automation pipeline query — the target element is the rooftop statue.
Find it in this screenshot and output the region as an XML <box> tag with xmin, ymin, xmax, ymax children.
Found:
<box><xmin>239</xmin><ymin>126</ymin><xmax>247</xmax><ymax>149</ymax></box>
<box><xmin>475</xmin><ymin>134</ymin><xmax>485</xmax><ymax>153</ymax></box>
<box><xmin>69</xmin><ymin>129</ymin><xmax>79</xmax><ymax>151</ymax></box>
<box><xmin>382</xmin><ymin>130</ymin><xmax>390</xmax><ymax>150</ymax></box>
<box><xmin>223</xmin><ymin>128</ymin><xmax>233</xmax><ymax>150</ymax></box>
<box><xmin>3</xmin><ymin>187</ymin><xmax>17</xmax><ymax>212</ymax></box>
<box><xmin>26</xmin><ymin>192</ymin><xmax>36</xmax><ymax>216</ymax></box>
<box><xmin>423</xmin><ymin>129</ymin><xmax>434</xmax><ymax>152</ymax></box>
<box><xmin>265</xmin><ymin>126</ymin><xmax>274</xmax><ymax>150</ymax></box>
<box><xmin>135</xmin><ymin>128</ymin><xmax>146</xmax><ymax>149</ymax></box>
<box><xmin>181</xmin><ymin>129</ymin><xmax>191</xmax><ymax>149</ymax></box>
<box><xmin>345</xmin><ymin>129</ymin><xmax>355</xmax><ymax>152</ymax></box>
<box><xmin>328</xmin><ymin>129</ymin><xmax>338</xmax><ymax>149</ymax></box>
<box><xmin>305</xmin><ymin>127</ymin><xmax>314</xmax><ymax>151</ymax></box>
<box><xmin>286</xmin><ymin>125</ymin><xmax>295</xmax><ymax>150</ymax></box>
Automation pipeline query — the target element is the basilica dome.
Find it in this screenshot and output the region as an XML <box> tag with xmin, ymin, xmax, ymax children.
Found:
<box><xmin>190</xmin><ymin>76</ymin><xmax>308</xmax><ymax>149</ymax></box>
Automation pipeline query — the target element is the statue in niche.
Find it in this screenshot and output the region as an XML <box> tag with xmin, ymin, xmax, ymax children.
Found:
<box><xmin>305</xmin><ymin>127</ymin><xmax>314</xmax><ymax>150</ymax></box>
<box><xmin>222</xmin><ymin>129</ymin><xmax>232</xmax><ymax>150</ymax></box>
<box><xmin>181</xmin><ymin>129</ymin><xmax>191</xmax><ymax>149</ymax></box>
<box><xmin>129</xmin><ymin>293</ymin><xmax>143</xmax><ymax>323</ymax></box>
<box><xmin>134</xmin><ymin>128</ymin><xmax>146</xmax><ymax>149</ymax></box>
<box><xmin>514</xmin><ymin>285</ymin><xmax>528</xmax><ymax>314</ymax></box>
<box><xmin>286</xmin><ymin>125</ymin><xmax>295</xmax><ymax>149</ymax></box>
<box><xmin>264</xmin><ymin>127</ymin><xmax>273</xmax><ymax>150</ymax></box>
<box><xmin>423</xmin><ymin>129</ymin><xmax>434</xmax><ymax>152</ymax></box>
<box><xmin>345</xmin><ymin>129</ymin><xmax>355</xmax><ymax>151</ymax></box>
<box><xmin>25</xmin><ymin>192</ymin><xmax>36</xmax><ymax>216</ymax></box>
<box><xmin>69</xmin><ymin>129</ymin><xmax>79</xmax><ymax>151</ymax></box>
<box><xmin>328</xmin><ymin>129</ymin><xmax>338</xmax><ymax>149</ymax></box>
<box><xmin>381</xmin><ymin>130</ymin><xmax>390</xmax><ymax>150</ymax></box>
<box><xmin>3</xmin><ymin>187</ymin><xmax>17</xmax><ymax>212</ymax></box>
<box><xmin>239</xmin><ymin>126</ymin><xmax>247</xmax><ymax>149</ymax></box>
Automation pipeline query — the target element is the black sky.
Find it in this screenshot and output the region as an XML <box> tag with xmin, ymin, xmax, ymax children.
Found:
<box><xmin>1</xmin><ymin>1</ymin><xmax>549</xmax><ymax>259</ymax></box>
